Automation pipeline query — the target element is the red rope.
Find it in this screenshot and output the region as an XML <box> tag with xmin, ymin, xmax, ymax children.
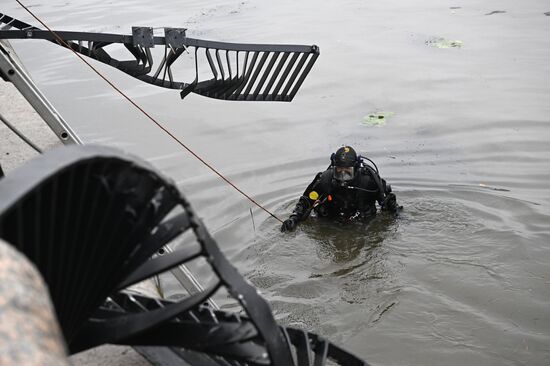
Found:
<box><xmin>15</xmin><ymin>0</ymin><xmax>283</xmax><ymax>224</ymax></box>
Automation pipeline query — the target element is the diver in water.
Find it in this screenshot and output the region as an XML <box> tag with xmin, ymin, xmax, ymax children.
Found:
<box><xmin>281</xmin><ymin>145</ymin><xmax>400</xmax><ymax>232</ymax></box>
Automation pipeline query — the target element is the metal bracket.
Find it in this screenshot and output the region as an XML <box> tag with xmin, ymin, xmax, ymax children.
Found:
<box><xmin>164</xmin><ymin>28</ymin><xmax>187</xmax><ymax>49</ymax></box>
<box><xmin>132</xmin><ymin>26</ymin><xmax>154</xmax><ymax>48</ymax></box>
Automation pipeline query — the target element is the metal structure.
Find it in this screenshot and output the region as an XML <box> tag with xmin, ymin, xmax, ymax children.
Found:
<box><xmin>1</xmin><ymin>10</ymin><xmax>319</xmax><ymax>306</ymax></box>
<box><xmin>0</xmin><ymin>39</ymin><xmax>81</xmax><ymax>144</ymax></box>
<box><xmin>0</xmin><ymin>13</ymin><xmax>351</xmax><ymax>365</ymax></box>
<box><xmin>0</xmin><ymin>37</ymin><xmax>209</xmax><ymax>304</ymax></box>
<box><xmin>0</xmin><ymin>13</ymin><xmax>319</xmax><ymax>102</ymax></box>
<box><xmin>0</xmin><ymin>145</ymin><xmax>367</xmax><ymax>365</ymax></box>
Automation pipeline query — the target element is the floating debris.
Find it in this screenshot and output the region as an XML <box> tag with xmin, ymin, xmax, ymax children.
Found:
<box><xmin>425</xmin><ymin>37</ymin><xmax>463</xmax><ymax>49</ymax></box>
<box><xmin>450</xmin><ymin>6</ymin><xmax>462</xmax><ymax>10</ymax></box>
<box><xmin>485</xmin><ymin>10</ymin><xmax>507</xmax><ymax>16</ymax></box>
<box><xmin>362</xmin><ymin>111</ymin><xmax>394</xmax><ymax>126</ymax></box>
<box><xmin>449</xmin><ymin>183</ymin><xmax>511</xmax><ymax>192</ymax></box>
<box><xmin>372</xmin><ymin>301</ymin><xmax>398</xmax><ymax>323</ymax></box>
<box><xmin>545</xmin><ymin>12</ymin><xmax>550</xmax><ymax>16</ymax></box>
<box><xmin>479</xmin><ymin>183</ymin><xmax>510</xmax><ymax>192</ymax></box>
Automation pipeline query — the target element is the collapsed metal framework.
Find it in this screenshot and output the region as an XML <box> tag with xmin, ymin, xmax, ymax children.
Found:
<box><xmin>0</xmin><ymin>145</ymin><xmax>367</xmax><ymax>365</ymax></box>
<box><xmin>0</xmin><ymin>13</ymin><xmax>319</xmax><ymax>102</ymax></box>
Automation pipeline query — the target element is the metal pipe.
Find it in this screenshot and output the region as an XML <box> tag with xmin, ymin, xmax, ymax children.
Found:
<box><xmin>0</xmin><ymin>111</ymin><xmax>43</xmax><ymax>153</ymax></box>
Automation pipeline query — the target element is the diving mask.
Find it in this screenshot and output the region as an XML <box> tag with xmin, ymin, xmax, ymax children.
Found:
<box><xmin>334</xmin><ymin>166</ymin><xmax>354</xmax><ymax>182</ymax></box>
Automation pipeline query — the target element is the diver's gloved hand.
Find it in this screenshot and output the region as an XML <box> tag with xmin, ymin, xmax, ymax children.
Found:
<box><xmin>281</xmin><ymin>216</ymin><xmax>298</xmax><ymax>232</ymax></box>
<box><xmin>383</xmin><ymin>193</ymin><xmax>399</xmax><ymax>213</ymax></box>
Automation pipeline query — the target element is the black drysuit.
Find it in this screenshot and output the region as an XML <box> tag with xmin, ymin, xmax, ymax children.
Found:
<box><xmin>287</xmin><ymin>166</ymin><xmax>397</xmax><ymax>227</ymax></box>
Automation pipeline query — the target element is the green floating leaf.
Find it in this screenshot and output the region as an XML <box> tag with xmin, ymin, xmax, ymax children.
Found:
<box><xmin>425</xmin><ymin>37</ymin><xmax>463</xmax><ymax>49</ymax></box>
<box><xmin>361</xmin><ymin>111</ymin><xmax>394</xmax><ymax>127</ymax></box>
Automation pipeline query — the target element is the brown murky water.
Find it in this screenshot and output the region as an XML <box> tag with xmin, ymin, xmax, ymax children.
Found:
<box><xmin>6</xmin><ymin>0</ymin><xmax>550</xmax><ymax>364</ymax></box>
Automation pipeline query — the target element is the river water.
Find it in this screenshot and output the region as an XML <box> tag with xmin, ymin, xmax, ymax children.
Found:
<box><xmin>5</xmin><ymin>0</ymin><xmax>550</xmax><ymax>364</ymax></box>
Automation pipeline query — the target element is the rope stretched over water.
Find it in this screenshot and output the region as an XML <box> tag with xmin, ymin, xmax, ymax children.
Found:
<box><xmin>15</xmin><ymin>0</ymin><xmax>284</xmax><ymax>224</ymax></box>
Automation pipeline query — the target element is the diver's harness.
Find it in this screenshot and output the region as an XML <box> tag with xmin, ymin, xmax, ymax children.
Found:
<box><xmin>332</xmin><ymin>155</ymin><xmax>391</xmax><ymax>207</ymax></box>
<box><xmin>292</xmin><ymin>155</ymin><xmax>396</xmax><ymax>221</ymax></box>
<box><xmin>307</xmin><ymin>156</ymin><xmax>393</xmax><ymax>212</ymax></box>
<box><xmin>290</xmin><ymin>155</ymin><xmax>398</xmax><ymax>223</ymax></box>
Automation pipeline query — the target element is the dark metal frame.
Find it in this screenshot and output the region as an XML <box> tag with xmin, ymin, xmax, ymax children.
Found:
<box><xmin>0</xmin><ymin>13</ymin><xmax>319</xmax><ymax>102</ymax></box>
<box><xmin>0</xmin><ymin>145</ymin><xmax>366</xmax><ymax>366</ymax></box>
<box><xmin>112</xmin><ymin>291</ymin><xmax>367</xmax><ymax>366</ymax></box>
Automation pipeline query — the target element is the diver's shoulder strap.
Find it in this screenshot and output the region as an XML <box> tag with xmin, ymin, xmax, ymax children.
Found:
<box><xmin>361</xmin><ymin>166</ymin><xmax>387</xmax><ymax>204</ymax></box>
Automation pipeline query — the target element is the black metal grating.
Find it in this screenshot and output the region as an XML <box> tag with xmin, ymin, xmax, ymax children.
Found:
<box><xmin>0</xmin><ymin>13</ymin><xmax>319</xmax><ymax>102</ymax></box>
<box><xmin>0</xmin><ymin>145</ymin><xmax>366</xmax><ymax>366</ymax></box>
<box><xmin>107</xmin><ymin>292</ymin><xmax>367</xmax><ymax>366</ymax></box>
<box><xmin>0</xmin><ymin>151</ymin><xmax>181</xmax><ymax>343</ymax></box>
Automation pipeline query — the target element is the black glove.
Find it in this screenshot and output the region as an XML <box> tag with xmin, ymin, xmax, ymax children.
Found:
<box><xmin>383</xmin><ymin>193</ymin><xmax>398</xmax><ymax>213</ymax></box>
<box><xmin>281</xmin><ymin>216</ymin><xmax>298</xmax><ymax>232</ymax></box>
